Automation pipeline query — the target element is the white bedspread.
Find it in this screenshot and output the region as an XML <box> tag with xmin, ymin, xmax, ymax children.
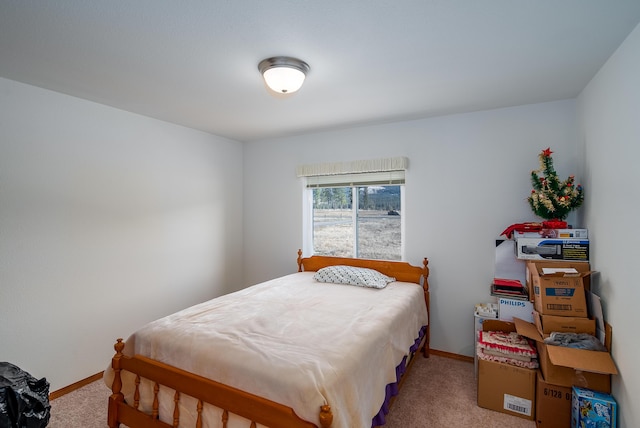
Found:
<box><xmin>106</xmin><ymin>271</ymin><xmax>428</xmax><ymax>428</ymax></box>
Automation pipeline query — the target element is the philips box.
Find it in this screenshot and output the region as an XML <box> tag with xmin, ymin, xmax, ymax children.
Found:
<box><xmin>516</xmin><ymin>238</ymin><xmax>589</xmax><ymax>261</ymax></box>
<box><xmin>498</xmin><ymin>297</ymin><xmax>534</xmax><ymax>323</ymax></box>
<box><xmin>571</xmin><ymin>387</ymin><xmax>617</xmax><ymax>428</ymax></box>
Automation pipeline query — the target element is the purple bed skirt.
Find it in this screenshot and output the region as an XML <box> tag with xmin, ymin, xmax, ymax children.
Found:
<box><xmin>371</xmin><ymin>325</ymin><xmax>427</xmax><ymax>427</ymax></box>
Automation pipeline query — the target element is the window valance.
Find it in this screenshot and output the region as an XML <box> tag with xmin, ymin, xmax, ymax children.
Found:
<box><xmin>296</xmin><ymin>156</ymin><xmax>407</xmax><ymax>177</ymax></box>
<box><xmin>297</xmin><ymin>156</ymin><xmax>408</xmax><ymax>188</ymax></box>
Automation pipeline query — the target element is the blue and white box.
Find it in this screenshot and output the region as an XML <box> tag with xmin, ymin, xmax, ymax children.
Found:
<box><xmin>513</xmin><ymin>228</ymin><xmax>589</xmax><ymax>239</ymax></box>
<box><xmin>516</xmin><ymin>238</ymin><xmax>589</xmax><ymax>261</ymax></box>
<box><xmin>572</xmin><ymin>386</ymin><xmax>617</xmax><ymax>428</ymax></box>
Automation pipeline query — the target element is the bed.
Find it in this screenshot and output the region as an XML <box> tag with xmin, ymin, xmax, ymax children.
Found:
<box><xmin>106</xmin><ymin>250</ymin><xmax>430</xmax><ymax>428</ymax></box>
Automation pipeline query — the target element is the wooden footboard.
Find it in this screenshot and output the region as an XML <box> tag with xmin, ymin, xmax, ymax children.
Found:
<box><xmin>108</xmin><ymin>339</ymin><xmax>333</xmax><ymax>428</ymax></box>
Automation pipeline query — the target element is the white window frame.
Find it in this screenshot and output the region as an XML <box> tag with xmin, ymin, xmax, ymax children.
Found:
<box><xmin>298</xmin><ymin>157</ymin><xmax>407</xmax><ymax>259</ymax></box>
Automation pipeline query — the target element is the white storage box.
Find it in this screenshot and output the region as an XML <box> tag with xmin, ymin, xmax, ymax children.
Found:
<box><xmin>498</xmin><ymin>297</ymin><xmax>534</xmax><ymax>323</ymax></box>
<box><xmin>474</xmin><ymin>303</ymin><xmax>498</xmax><ymax>377</ymax></box>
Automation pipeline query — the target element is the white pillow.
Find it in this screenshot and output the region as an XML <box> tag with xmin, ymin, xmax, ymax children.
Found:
<box><xmin>313</xmin><ymin>265</ymin><xmax>395</xmax><ymax>289</ymax></box>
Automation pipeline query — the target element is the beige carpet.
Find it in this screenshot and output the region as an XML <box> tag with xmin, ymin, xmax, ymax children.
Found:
<box><xmin>49</xmin><ymin>354</ymin><xmax>535</xmax><ymax>427</ymax></box>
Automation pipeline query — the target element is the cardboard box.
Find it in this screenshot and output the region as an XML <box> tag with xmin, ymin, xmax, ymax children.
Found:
<box><xmin>571</xmin><ymin>387</ymin><xmax>617</xmax><ymax>428</ymax></box>
<box><xmin>499</xmin><ymin>297</ymin><xmax>534</xmax><ymax>323</ymax></box>
<box><xmin>536</xmin><ymin>344</ymin><xmax>612</xmax><ymax>393</ymax></box>
<box><xmin>525</xmin><ymin>260</ymin><xmax>590</xmax><ymax>302</ymax></box>
<box><xmin>530</xmin><ymin>265</ymin><xmax>592</xmax><ymax>317</ymax></box>
<box><xmin>477</xmin><ymin>359</ymin><xmax>536</xmax><ymax>420</ymax></box>
<box><xmin>533</xmin><ymin>311</ymin><xmax>596</xmax><ymax>336</ymax></box>
<box><xmin>536</xmin><ymin>371</ymin><xmax>572</xmax><ymax>428</ymax></box>
<box><xmin>516</xmin><ymin>238</ymin><xmax>589</xmax><ymax>261</ymax></box>
<box><xmin>514</xmin><ymin>318</ymin><xmax>616</xmax><ymax>392</ymax></box>
<box><xmin>477</xmin><ymin>319</ymin><xmax>536</xmax><ymax>420</ymax></box>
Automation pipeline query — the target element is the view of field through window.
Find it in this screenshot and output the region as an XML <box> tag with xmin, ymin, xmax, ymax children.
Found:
<box><xmin>312</xmin><ymin>186</ymin><xmax>402</xmax><ymax>260</ymax></box>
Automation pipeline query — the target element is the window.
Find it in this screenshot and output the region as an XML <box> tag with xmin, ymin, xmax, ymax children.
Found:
<box><xmin>298</xmin><ymin>157</ymin><xmax>407</xmax><ymax>261</ymax></box>
<box><xmin>311</xmin><ymin>184</ymin><xmax>403</xmax><ymax>259</ymax></box>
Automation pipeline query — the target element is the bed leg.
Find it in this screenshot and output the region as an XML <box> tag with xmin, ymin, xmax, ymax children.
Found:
<box><xmin>319</xmin><ymin>404</ymin><xmax>333</xmax><ymax>427</ymax></box>
<box><xmin>422</xmin><ymin>325</ymin><xmax>430</xmax><ymax>358</ymax></box>
<box><xmin>422</xmin><ymin>342</ymin><xmax>430</xmax><ymax>358</ymax></box>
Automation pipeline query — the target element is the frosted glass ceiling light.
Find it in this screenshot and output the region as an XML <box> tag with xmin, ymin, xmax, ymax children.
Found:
<box><xmin>258</xmin><ymin>57</ymin><xmax>309</xmax><ymax>94</ymax></box>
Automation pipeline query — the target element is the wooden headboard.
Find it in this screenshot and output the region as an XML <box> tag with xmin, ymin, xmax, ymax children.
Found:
<box><xmin>296</xmin><ymin>249</ymin><xmax>429</xmax><ymax>286</ymax></box>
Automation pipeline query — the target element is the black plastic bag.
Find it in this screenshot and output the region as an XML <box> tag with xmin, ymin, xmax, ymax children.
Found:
<box><xmin>0</xmin><ymin>362</ymin><xmax>50</xmax><ymax>428</ymax></box>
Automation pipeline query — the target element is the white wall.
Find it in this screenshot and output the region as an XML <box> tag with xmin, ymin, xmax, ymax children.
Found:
<box><xmin>0</xmin><ymin>77</ymin><xmax>244</xmax><ymax>392</ymax></box>
<box><xmin>578</xmin><ymin>23</ymin><xmax>640</xmax><ymax>428</ymax></box>
<box><xmin>243</xmin><ymin>99</ymin><xmax>579</xmax><ymax>357</ymax></box>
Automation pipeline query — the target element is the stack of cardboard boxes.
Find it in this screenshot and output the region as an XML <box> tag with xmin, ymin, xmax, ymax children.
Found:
<box><xmin>478</xmin><ymin>228</ymin><xmax>619</xmax><ymax>427</ymax></box>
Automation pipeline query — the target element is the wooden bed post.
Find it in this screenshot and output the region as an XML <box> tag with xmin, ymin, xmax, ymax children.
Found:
<box><xmin>108</xmin><ymin>338</ymin><xmax>125</xmax><ymax>428</ymax></box>
<box><xmin>297</xmin><ymin>249</ymin><xmax>303</xmax><ymax>272</ymax></box>
<box><xmin>319</xmin><ymin>405</ymin><xmax>333</xmax><ymax>427</ymax></box>
<box><xmin>422</xmin><ymin>258</ymin><xmax>430</xmax><ymax>358</ymax></box>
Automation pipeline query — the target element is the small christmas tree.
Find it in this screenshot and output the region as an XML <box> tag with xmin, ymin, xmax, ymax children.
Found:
<box><xmin>528</xmin><ymin>148</ymin><xmax>584</xmax><ymax>221</ymax></box>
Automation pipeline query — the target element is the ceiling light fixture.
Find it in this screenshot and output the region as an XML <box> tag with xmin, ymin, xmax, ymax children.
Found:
<box><xmin>258</xmin><ymin>56</ymin><xmax>310</xmax><ymax>94</ymax></box>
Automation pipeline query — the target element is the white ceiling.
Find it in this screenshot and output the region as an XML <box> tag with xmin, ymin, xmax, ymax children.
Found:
<box><xmin>1</xmin><ymin>1</ymin><xmax>640</xmax><ymax>142</ymax></box>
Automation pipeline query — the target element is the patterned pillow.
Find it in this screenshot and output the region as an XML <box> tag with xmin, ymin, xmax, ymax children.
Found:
<box><xmin>313</xmin><ymin>265</ymin><xmax>396</xmax><ymax>289</ymax></box>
